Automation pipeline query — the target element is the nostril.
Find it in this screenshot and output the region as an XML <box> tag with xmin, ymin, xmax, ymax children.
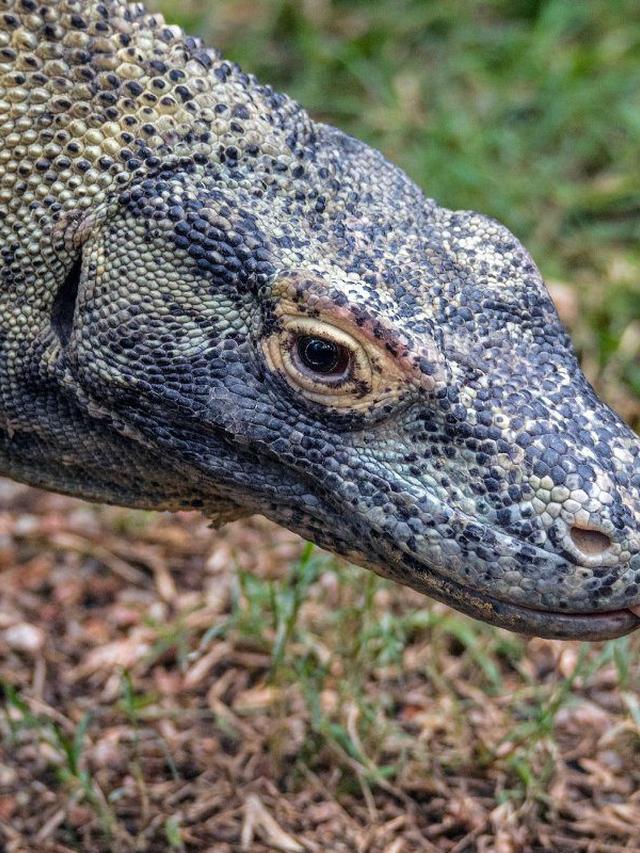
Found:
<box><xmin>569</xmin><ymin>525</ymin><xmax>613</xmax><ymax>557</ymax></box>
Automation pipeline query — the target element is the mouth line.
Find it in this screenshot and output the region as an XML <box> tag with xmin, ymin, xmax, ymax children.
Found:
<box><xmin>471</xmin><ymin>591</ymin><xmax>640</xmax><ymax>641</ymax></box>
<box><xmin>396</xmin><ymin>552</ymin><xmax>640</xmax><ymax>640</ymax></box>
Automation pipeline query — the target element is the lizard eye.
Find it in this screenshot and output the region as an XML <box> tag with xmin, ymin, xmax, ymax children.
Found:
<box><xmin>294</xmin><ymin>335</ymin><xmax>351</xmax><ymax>379</ymax></box>
<box><xmin>263</xmin><ymin>316</ymin><xmax>372</xmax><ymax>402</ymax></box>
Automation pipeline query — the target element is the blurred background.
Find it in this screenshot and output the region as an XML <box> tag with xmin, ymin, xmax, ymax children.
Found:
<box><xmin>1</xmin><ymin>2</ymin><xmax>640</xmax><ymax>851</ymax></box>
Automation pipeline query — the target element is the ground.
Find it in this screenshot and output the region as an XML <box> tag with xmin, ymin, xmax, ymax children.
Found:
<box><xmin>1</xmin><ymin>484</ymin><xmax>640</xmax><ymax>851</ymax></box>
<box><xmin>1</xmin><ymin>1</ymin><xmax>640</xmax><ymax>851</ymax></box>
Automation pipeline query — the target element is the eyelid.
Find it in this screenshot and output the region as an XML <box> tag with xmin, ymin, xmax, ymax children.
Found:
<box><xmin>281</xmin><ymin>316</ymin><xmax>364</xmax><ymax>354</ymax></box>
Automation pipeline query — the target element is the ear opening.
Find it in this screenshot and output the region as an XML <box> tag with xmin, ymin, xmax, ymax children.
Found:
<box><xmin>52</xmin><ymin>252</ymin><xmax>82</xmax><ymax>346</ymax></box>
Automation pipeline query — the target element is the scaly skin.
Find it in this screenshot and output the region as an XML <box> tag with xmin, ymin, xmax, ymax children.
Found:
<box><xmin>1</xmin><ymin>0</ymin><xmax>639</xmax><ymax>640</ymax></box>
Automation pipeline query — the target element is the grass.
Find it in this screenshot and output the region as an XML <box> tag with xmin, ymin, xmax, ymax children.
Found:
<box><xmin>1</xmin><ymin>498</ymin><xmax>639</xmax><ymax>849</ymax></box>
<box><xmin>1</xmin><ymin>0</ymin><xmax>640</xmax><ymax>849</ymax></box>
<box><xmin>2</xmin><ymin>682</ymin><xmax>116</xmax><ymax>841</ymax></box>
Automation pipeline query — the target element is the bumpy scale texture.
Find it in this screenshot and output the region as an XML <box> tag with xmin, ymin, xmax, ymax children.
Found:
<box><xmin>1</xmin><ymin>0</ymin><xmax>640</xmax><ymax>640</ymax></box>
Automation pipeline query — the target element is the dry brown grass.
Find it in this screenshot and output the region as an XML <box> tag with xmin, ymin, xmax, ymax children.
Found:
<box><xmin>0</xmin><ymin>481</ymin><xmax>639</xmax><ymax>852</ymax></box>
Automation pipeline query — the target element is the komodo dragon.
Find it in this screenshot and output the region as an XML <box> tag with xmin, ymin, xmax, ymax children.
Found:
<box><xmin>1</xmin><ymin>0</ymin><xmax>639</xmax><ymax>641</ymax></box>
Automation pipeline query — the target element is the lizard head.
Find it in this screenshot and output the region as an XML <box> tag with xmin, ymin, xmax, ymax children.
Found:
<box><xmin>63</xmin><ymin>122</ymin><xmax>640</xmax><ymax>641</ymax></box>
<box><xmin>9</xmin><ymin>0</ymin><xmax>627</xmax><ymax>641</ymax></box>
<box><xmin>2</xmin><ymin>0</ymin><xmax>637</xmax><ymax>641</ymax></box>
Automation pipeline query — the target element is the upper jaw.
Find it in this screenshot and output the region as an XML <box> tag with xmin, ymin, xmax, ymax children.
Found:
<box><xmin>253</xmin><ymin>480</ymin><xmax>640</xmax><ymax>639</ymax></box>
<box><xmin>351</xmin><ymin>495</ymin><xmax>640</xmax><ymax>638</ymax></box>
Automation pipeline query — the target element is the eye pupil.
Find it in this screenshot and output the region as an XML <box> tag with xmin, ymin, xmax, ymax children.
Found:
<box><xmin>298</xmin><ymin>336</ymin><xmax>343</xmax><ymax>374</ymax></box>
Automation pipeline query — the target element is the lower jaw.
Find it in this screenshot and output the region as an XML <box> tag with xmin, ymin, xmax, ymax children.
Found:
<box><xmin>394</xmin><ymin>556</ymin><xmax>640</xmax><ymax>640</ymax></box>
<box><xmin>471</xmin><ymin>595</ymin><xmax>640</xmax><ymax>641</ymax></box>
